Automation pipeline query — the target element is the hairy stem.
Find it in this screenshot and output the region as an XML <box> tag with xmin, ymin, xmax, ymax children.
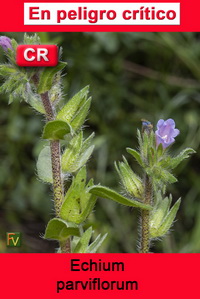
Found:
<box><xmin>40</xmin><ymin>91</ymin><xmax>71</xmax><ymax>253</ymax></box>
<box><xmin>50</xmin><ymin>140</ymin><xmax>64</xmax><ymax>215</ymax></box>
<box><xmin>60</xmin><ymin>239</ymin><xmax>71</xmax><ymax>254</ymax></box>
<box><xmin>140</xmin><ymin>175</ymin><xmax>152</xmax><ymax>253</ymax></box>
<box><xmin>139</xmin><ymin>123</ymin><xmax>153</xmax><ymax>253</ymax></box>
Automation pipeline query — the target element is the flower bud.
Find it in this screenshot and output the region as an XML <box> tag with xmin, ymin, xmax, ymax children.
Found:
<box><xmin>115</xmin><ymin>157</ymin><xmax>144</xmax><ymax>199</ymax></box>
<box><xmin>0</xmin><ymin>36</ymin><xmax>13</xmax><ymax>52</ymax></box>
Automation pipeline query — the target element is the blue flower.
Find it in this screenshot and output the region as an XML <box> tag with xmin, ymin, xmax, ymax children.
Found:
<box><xmin>0</xmin><ymin>36</ymin><xmax>13</xmax><ymax>52</ymax></box>
<box><xmin>155</xmin><ymin>119</ymin><xmax>180</xmax><ymax>148</ymax></box>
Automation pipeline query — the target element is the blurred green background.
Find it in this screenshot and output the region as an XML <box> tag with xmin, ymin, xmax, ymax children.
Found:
<box><xmin>0</xmin><ymin>32</ymin><xmax>199</xmax><ymax>253</ymax></box>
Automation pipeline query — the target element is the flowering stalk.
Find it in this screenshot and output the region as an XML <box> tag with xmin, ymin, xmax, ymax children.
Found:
<box><xmin>139</xmin><ymin>120</ymin><xmax>153</xmax><ymax>253</ymax></box>
<box><xmin>89</xmin><ymin>118</ymin><xmax>195</xmax><ymax>253</ymax></box>
<box><xmin>0</xmin><ymin>34</ymin><xmax>107</xmax><ymax>253</ymax></box>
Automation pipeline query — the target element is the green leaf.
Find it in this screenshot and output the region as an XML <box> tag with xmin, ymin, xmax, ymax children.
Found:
<box><xmin>87</xmin><ymin>233</ymin><xmax>108</xmax><ymax>253</ymax></box>
<box><xmin>159</xmin><ymin>148</ymin><xmax>195</xmax><ymax>170</ymax></box>
<box><xmin>5</xmin><ymin>47</ymin><xmax>16</xmax><ymax>64</ymax></box>
<box><xmin>60</xmin><ymin>167</ymin><xmax>97</xmax><ymax>224</ymax></box>
<box><xmin>137</xmin><ymin>129</ymin><xmax>143</xmax><ymax>150</ymax></box>
<box><xmin>0</xmin><ymin>74</ymin><xmax>27</xmax><ymax>94</ymax></box>
<box><xmin>158</xmin><ymin>198</ymin><xmax>181</xmax><ymax>237</ymax></box>
<box><xmin>70</xmin><ymin>97</ymin><xmax>91</xmax><ymax>131</ymax></box>
<box><xmin>37</xmin><ymin>62</ymin><xmax>67</xmax><ymax>94</ymax></box>
<box><xmin>148</xmin><ymin>166</ymin><xmax>177</xmax><ymax>184</ymax></box>
<box><xmin>115</xmin><ymin>158</ymin><xmax>143</xmax><ymax>199</ymax></box>
<box><xmin>36</xmin><ymin>146</ymin><xmax>53</xmax><ymax>183</ymax></box>
<box><xmin>126</xmin><ymin>148</ymin><xmax>144</xmax><ymax>167</ymax></box>
<box><xmin>28</xmin><ymin>94</ymin><xmax>45</xmax><ymax>114</ymax></box>
<box><xmin>61</xmin><ymin>131</ymin><xmax>94</xmax><ymax>174</ymax></box>
<box><xmin>61</xmin><ymin>131</ymin><xmax>83</xmax><ymax>173</ymax></box>
<box><xmin>88</xmin><ymin>186</ymin><xmax>152</xmax><ymax>210</ymax></box>
<box><xmin>170</xmin><ymin>148</ymin><xmax>196</xmax><ymax>169</ymax></box>
<box><xmin>76</xmin><ymin>178</ymin><xmax>97</xmax><ymax>222</ymax></box>
<box><xmin>81</xmin><ymin>132</ymin><xmax>95</xmax><ymax>152</ymax></box>
<box><xmin>150</xmin><ymin>196</ymin><xmax>171</xmax><ymax>230</ymax></box>
<box><xmin>60</xmin><ymin>167</ymin><xmax>86</xmax><ymax>223</ymax></box>
<box><xmin>73</xmin><ymin>227</ymin><xmax>93</xmax><ymax>253</ymax></box>
<box><xmin>0</xmin><ymin>64</ymin><xmax>17</xmax><ymax>76</ymax></box>
<box><xmin>44</xmin><ymin>218</ymin><xmax>79</xmax><ymax>241</ymax></box>
<box><xmin>11</xmin><ymin>39</ymin><xmax>18</xmax><ymax>51</ymax></box>
<box><xmin>76</xmin><ymin>145</ymin><xmax>94</xmax><ymax>170</ymax></box>
<box><xmin>42</xmin><ymin>120</ymin><xmax>72</xmax><ymax>140</ymax></box>
<box><xmin>23</xmin><ymin>33</ymin><xmax>41</xmax><ymax>45</ymax></box>
<box><xmin>49</xmin><ymin>72</ymin><xmax>62</xmax><ymax>103</ymax></box>
<box><xmin>56</xmin><ymin>86</ymin><xmax>89</xmax><ymax>123</ymax></box>
<box><xmin>156</xmin><ymin>143</ymin><xmax>164</xmax><ymax>158</ymax></box>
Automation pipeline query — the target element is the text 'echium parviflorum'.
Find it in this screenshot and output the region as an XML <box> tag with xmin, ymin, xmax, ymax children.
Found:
<box><xmin>89</xmin><ymin>119</ymin><xmax>195</xmax><ymax>253</ymax></box>
<box><xmin>0</xmin><ymin>34</ymin><xmax>107</xmax><ymax>253</ymax></box>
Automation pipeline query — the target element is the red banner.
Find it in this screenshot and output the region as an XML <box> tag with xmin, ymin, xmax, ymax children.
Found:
<box><xmin>0</xmin><ymin>0</ymin><xmax>199</xmax><ymax>32</ymax></box>
<box><xmin>0</xmin><ymin>253</ymin><xmax>199</xmax><ymax>298</ymax></box>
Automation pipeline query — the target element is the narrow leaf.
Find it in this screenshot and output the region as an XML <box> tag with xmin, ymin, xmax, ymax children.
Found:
<box><xmin>28</xmin><ymin>93</ymin><xmax>45</xmax><ymax>114</ymax></box>
<box><xmin>70</xmin><ymin>97</ymin><xmax>91</xmax><ymax>131</ymax></box>
<box><xmin>158</xmin><ymin>199</ymin><xmax>181</xmax><ymax>236</ymax></box>
<box><xmin>0</xmin><ymin>64</ymin><xmax>17</xmax><ymax>76</ymax></box>
<box><xmin>37</xmin><ymin>62</ymin><xmax>67</xmax><ymax>94</ymax></box>
<box><xmin>170</xmin><ymin>148</ymin><xmax>196</xmax><ymax>169</ymax></box>
<box><xmin>150</xmin><ymin>196</ymin><xmax>171</xmax><ymax>229</ymax></box>
<box><xmin>88</xmin><ymin>186</ymin><xmax>152</xmax><ymax>210</ymax></box>
<box><xmin>61</xmin><ymin>131</ymin><xmax>83</xmax><ymax>173</ymax></box>
<box><xmin>76</xmin><ymin>145</ymin><xmax>94</xmax><ymax>169</ymax></box>
<box><xmin>56</xmin><ymin>86</ymin><xmax>89</xmax><ymax>123</ymax></box>
<box><xmin>73</xmin><ymin>227</ymin><xmax>93</xmax><ymax>253</ymax></box>
<box><xmin>87</xmin><ymin>233</ymin><xmax>108</xmax><ymax>253</ymax></box>
<box><xmin>126</xmin><ymin>148</ymin><xmax>144</xmax><ymax>167</ymax></box>
<box><xmin>81</xmin><ymin>132</ymin><xmax>95</xmax><ymax>152</ymax></box>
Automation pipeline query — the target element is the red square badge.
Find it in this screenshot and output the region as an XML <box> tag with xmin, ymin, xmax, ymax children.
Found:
<box><xmin>16</xmin><ymin>45</ymin><xmax>58</xmax><ymax>67</ymax></box>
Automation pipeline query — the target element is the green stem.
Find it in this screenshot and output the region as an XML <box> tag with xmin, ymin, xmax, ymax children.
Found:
<box><xmin>39</xmin><ymin>91</ymin><xmax>71</xmax><ymax>253</ymax></box>
<box><xmin>140</xmin><ymin>122</ymin><xmax>153</xmax><ymax>253</ymax></box>
<box><xmin>140</xmin><ymin>174</ymin><xmax>152</xmax><ymax>253</ymax></box>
